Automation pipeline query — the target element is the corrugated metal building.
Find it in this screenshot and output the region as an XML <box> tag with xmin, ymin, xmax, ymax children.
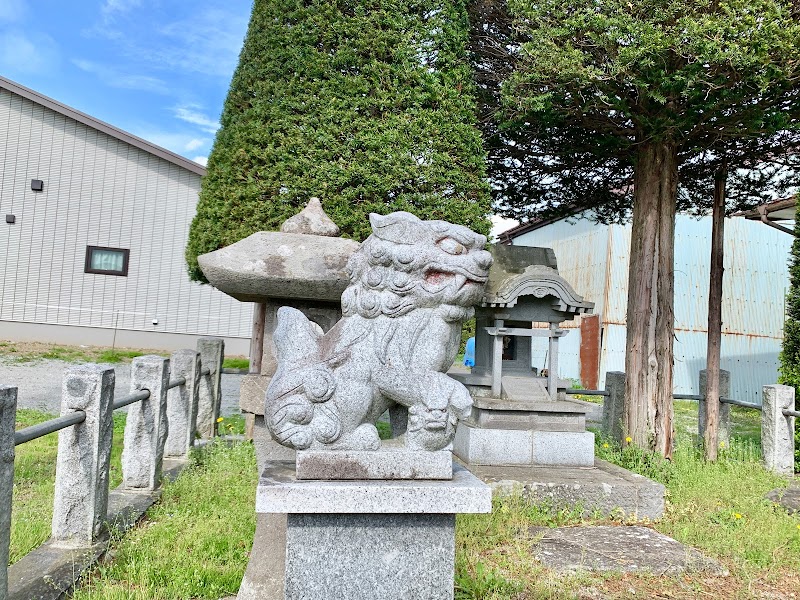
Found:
<box><xmin>503</xmin><ymin>213</ymin><xmax>793</xmax><ymax>403</ymax></box>
<box><xmin>0</xmin><ymin>76</ymin><xmax>253</xmax><ymax>353</ymax></box>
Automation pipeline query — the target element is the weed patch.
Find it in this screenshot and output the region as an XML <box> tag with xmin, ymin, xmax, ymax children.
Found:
<box><xmin>72</xmin><ymin>440</ymin><xmax>257</xmax><ymax>599</ymax></box>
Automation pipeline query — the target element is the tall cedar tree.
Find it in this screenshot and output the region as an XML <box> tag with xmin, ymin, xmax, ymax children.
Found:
<box><xmin>501</xmin><ymin>0</ymin><xmax>800</xmax><ymax>457</ymax></box>
<box><xmin>779</xmin><ymin>193</ymin><xmax>800</xmax><ymax>471</ymax></box>
<box><xmin>186</xmin><ymin>0</ymin><xmax>491</xmax><ymax>282</ymax></box>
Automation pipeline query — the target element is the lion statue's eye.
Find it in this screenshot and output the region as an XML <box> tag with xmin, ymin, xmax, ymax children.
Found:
<box><xmin>438</xmin><ymin>237</ymin><xmax>467</xmax><ymax>256</ymax></box>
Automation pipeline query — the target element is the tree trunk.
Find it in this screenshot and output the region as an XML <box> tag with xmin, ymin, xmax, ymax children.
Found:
<box><xmin>704</xmin><ymin>170</ymin><xmax>727</xmax><ymax>461</ymax></box>
<box><xmin>624</xmin><ymin>141</ymin><xmax>678</xmax><ymax>458</ymax></box>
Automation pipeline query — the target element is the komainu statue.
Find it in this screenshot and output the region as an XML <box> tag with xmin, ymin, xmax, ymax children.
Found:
<box><xmin>265</xmin><ymin>211</ymin><xmax>492</xmax><ymax>451</ymax></box>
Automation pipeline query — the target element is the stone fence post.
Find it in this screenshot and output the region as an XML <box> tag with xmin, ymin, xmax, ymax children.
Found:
<box><xmin>602</xmin><ymin>371</ymin><xmax>625</xmax><ymax>443</ymax></box>
<box><xmin>197</xmin><ymin>337</ymin><xmax>224</xmax><ymax>439</ymax></box>
<box><xmin>762</xmin><ymin>384</ymin><xmax>795</xmax><ymax>475</ymax></box>
<box><xmin>0</xmin><ymin>386</ymin><xmax>17</xmax><ymax>597</ymax></box>
<box><xmin>52</xmin><ymin>366</ymin><xmax>115</xmax><ymax>547</ymax></box>
<box><xmin>698</xmin><ymin>369</ymin><xmax>731</xmax><ymax>448</ymax></box>
<box><xmin>122</xmin><ymin>356</ymin><xmax>169</xmax><ymax>490</ymax></box>
<box><xmin>165</xmin><ymin>349</ymin><xmax>201</xmax><ymax>458</ymax></box>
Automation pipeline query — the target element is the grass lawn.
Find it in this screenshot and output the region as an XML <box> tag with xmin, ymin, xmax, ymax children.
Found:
<box><xmin>456</xmin><ymin>436</ymin><xmax>800</xmax><ymax>599</ymax></box>
<box><xmin>0</xmin><ymin>339</ymin><xmax>249</xmax><ymax>368</ymax></box>
<box><xmin>71</xmin><ymin>441</ymin><xmax>257</xmax><ymax>600</ymax></box>
<box><xmin>10</xmin><ymin>399</ymin><xmax>799</xmax><ymax>599</ymax></box>
<box><xmin>10</xmin><ymin>410</ymin><xmax>245</xmax><ymax>567</ymax></box>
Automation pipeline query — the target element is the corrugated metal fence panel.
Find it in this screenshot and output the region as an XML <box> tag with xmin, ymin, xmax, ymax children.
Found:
<box><xmin>604</xmin><ymin>224</ymin><xmax>632</xmax><ymax>325</ymax></box>
<box><xmin>673</xmin><ymin>328</ymin><xmax>781</xmax><ymax>404</ymax></box>
<box><xmin>510</xmin><ymin>212</ymin><xmax>792</xmax><ymax>396</ymax></box>
<box><xmin>0</xmin><ymin>88</ymin><xmax>253</xmax><ymax>340</ymax></box>
<box><xmin>511</xmin><ymin>217</ymin><xmax>610</xmax><ymax>320</ymax></box>
<box><xmin>531</xmin><ymin>327</ymin><xmax>582</xmax><ymax>383</ymax></box>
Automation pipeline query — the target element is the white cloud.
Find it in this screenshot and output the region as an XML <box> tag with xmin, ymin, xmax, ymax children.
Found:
<box><xmin>0</xmin><ymin>0</ymin><xmax>26</xmax><ymax>22</ymax></box>
<box><xmin>174</xmin><ymin>104</ymin><xmax>220</xmax><ymax>134</ymax></box>
<box><xmin>132</xmin><ymin>129</ymin><xmax>210</xmax><ymax>156</ymax></box>
<box><xmin>146</xmin><ymin>9</ymin><xmax>248</xmax><ymax>78</ymax></box>
<box><xmin>72</xmin><ymin>58</ymin><xmax>169</xmax><ymax>94</ymax></box>
<box><xmin>101</xmin><ymin>0</ymin><xmax>142</xmax><ymax>21</ymax></box>
<box><xmin>0</xmin><ymin>30</ymin><xmax>59</xmax><ymax>74</ymax></box>
<box><xmin>184</xmin><ymin>138</ymin><xmax>206</xmax><ymax>152</ymax></box>
<box><xmin>192</xmin><ymin>156</ymin><xmax>208</xmax><ymax>167</ymax></box>
<box><xmin>490</xmin><ymin>215</ymin><xmax>519</xmax><ymax>241</ymax></box>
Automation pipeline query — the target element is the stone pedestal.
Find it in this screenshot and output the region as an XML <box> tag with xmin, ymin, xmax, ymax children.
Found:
<box><xmin>254</xmin><ymin>461</ymin><xmax>491</xmax><ymax>600</ymax></box>
<box><xmin>453</xmin><ymin>397</ymin><xmax>594</xmax><ymax>467</ymax></box>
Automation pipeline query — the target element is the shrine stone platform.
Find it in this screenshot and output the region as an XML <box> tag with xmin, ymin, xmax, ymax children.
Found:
<box><xmin>255</xmin><ymin>461</ymin><xmax>491</xmax><ymax>600</ymax></box>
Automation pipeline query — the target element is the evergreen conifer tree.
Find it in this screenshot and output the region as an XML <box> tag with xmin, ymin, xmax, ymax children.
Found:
<box><xmin>186</xmin><ymin>0</ymin><xmax>490</xmax><ymax>282</ymax></box>
<box><xmin>779</xmin><ymin>194</ymin><xmax>800</xmax><ymax>469</ymax></box>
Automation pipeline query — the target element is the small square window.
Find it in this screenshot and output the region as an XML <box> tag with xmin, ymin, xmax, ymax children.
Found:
<box><xmin>85</xmin><ymin>246</ymin><xmax>129</xmax><ymax>276</ymax></box>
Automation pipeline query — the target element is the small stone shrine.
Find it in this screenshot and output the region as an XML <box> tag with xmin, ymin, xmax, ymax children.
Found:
<box><xmin>451</xmin><ymin>243</ymin><xmax>597</xmax><ymax>467</ymax></box>
<box><xmin>201</xmin><ymin>204</ymin><xmax>492</xmax><ymax>599</ymax></box>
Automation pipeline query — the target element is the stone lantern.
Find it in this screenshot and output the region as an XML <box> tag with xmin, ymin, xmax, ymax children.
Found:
<box><xmin>197</xmin><ymin>198</ymin><xmax>360</xmax><ymax>599</ymax></box>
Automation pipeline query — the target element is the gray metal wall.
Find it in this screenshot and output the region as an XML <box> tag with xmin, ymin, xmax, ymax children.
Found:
<box><xmin>0</xmin><ymin>88</ymin><xmax>252</xmax><ymax>349</ymax></box>
<box><xmin>514</xmin><ymin>213</ymin><xmax>793</xmax><ymax>402</ymax></box>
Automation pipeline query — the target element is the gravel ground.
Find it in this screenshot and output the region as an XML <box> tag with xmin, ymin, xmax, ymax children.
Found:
<box><xmin>0</xmin><ymin>358</ymin><xmax>244</xmax><ymax>416</ymax></box>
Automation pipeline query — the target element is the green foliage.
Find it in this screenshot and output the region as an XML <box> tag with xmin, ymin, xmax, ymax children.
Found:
<box><xmin>595</xmin><ymin>433</ymin><xmax>675</xmax><ymax>484</ymax></box>
<box><xmin>186</xmin><ymin>0</ymin><xmax>491</xmax><ymax>282</ymax></box>
<box><xmin>496</xmin><ymin>0</ymin><xmax>800</xmax><ymax>220</ymax></box>
<box><xmin>72</xmin><ymin>441</ymin><xmax>257</xmax><ymax>599</ymax></box>
<box><xmin>97</xmin><ymin>349</ymin><xmax>145</xmax><ymax>363</ymax></box>
<box><xmin>778</xmin><ymin>194</ymin><xmax>800</xmax><ymax>471</ymax></box>
<box><xmin>221</xmin><ymin>356</ymin><xmax>249</xmax><ymax>370</ymax></box>
<box><xmin>459</xmin><ymin>317</ymin><xmax>475</xmax><ymax>354</ymax></box>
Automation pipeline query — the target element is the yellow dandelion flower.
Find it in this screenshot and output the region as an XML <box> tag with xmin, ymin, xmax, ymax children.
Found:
<box><xmin>625</xmin><ymin>436</ymin><xmax>632</xmax><ymax>443</ymax></box>
<box><xmin>603</xmin><ymin>443</ymin><xmax>610</xmax><ymax>449</ymax></box>
<box><xmin>719</xmin><ymin>441</ymin><xmax>726</xmax><ymax>449</ymax></box>
<box><xmin>734</xmin><ymin>513</ymin><xmax>742</xmax><ymax>519</ymax></box>
<box><xmin>216</xmin><ymin>417</ymin><xmax>224</xmax><ymax>423</ymax></box>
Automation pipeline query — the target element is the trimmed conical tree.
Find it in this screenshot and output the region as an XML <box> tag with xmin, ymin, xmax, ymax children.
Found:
<box><xmin>186</xmin><ymin>0</ymin><xmax>491</xmax><ymax>282</ymax></box>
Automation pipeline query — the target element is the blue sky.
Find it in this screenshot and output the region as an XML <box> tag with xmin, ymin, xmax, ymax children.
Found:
<box><xmin>0</xmin><ymin>0</ymin><xmax>253</xmax><ymax>166</ymax></box>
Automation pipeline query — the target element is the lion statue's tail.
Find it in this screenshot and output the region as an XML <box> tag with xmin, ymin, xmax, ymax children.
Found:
<box><xmin>264</xmin><ymin>307</ymin><xmax>341</xmax><ymax>450</ymax></box>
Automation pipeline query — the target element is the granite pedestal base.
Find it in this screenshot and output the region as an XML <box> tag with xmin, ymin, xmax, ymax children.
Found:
<box><xmin>254</xmin><ymin>461</ymin><xmax>491</xmax><ymax>600</ymax></box>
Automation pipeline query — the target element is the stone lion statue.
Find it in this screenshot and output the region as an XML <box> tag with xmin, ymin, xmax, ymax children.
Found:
<box><xmin>265</xmin><ymin>211</ymin><xmax>493</xmax><ymax>451</ymax></box>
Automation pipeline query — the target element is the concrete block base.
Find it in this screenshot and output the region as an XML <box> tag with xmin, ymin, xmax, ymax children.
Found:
<box><xmin>296</xmin><ymin>448</ymin><xmax>452</xmax><ymax>480</ymax></box>
<box><xmin>467</xmin><ymin>459</ymin><xmax>665</xmax><ymax>520</ymax></box>
<box><xmin>253</xmin><ymin>461</ymin><xmax>491</xmax><ymax>600</ymax></box>
<box><xmin>454</xmin><ymin>423</ymin><xmax>594</xmax><ymax>467</ymax></box>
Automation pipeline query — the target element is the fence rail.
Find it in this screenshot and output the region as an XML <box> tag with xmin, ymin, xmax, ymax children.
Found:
<box><xmin>112</xmin><ymin>389</ymin><xmax>151</xmax><ymax>410</ymax></box>
<box><xmin>14</xmin><ymin>411</ymin><xmax>86</xmax><ymax>446</ymax></box>
<box><xmin>590</xmin><ymin>368</ymin><xmax>796</xmax><ymax>477</ymax></box>
<box><xmin>1</xmin><ymin>337</ymin><xmax>227</xmax><ymax>600</ymax></box>
<box><xmin>565</xmin><ymin>388</ymin><xmax>609</xmax><ymax>397</ymax></box>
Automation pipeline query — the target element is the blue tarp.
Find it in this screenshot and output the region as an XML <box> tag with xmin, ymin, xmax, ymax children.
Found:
<box><xmin>463</xmin><ymin>336</ymin><xmax>475</xmax><ymax>367</ymax></box>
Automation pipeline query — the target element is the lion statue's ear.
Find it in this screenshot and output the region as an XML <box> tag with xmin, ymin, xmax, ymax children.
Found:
<box><xmin>368</xmin><ymin>212</ymin><xmax>421</xmax><ymax>244</ymax></box>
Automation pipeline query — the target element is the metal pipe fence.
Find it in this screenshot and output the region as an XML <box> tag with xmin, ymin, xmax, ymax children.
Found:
<box><xmin>565</xmin><ymin>388</ymin><xmax>609</xmax><ymax>396</ymax></box>
<box><xmin>14</xmin><ymin>411</ymin><xmax>86</xmax><ymax>446</ymax></box>
<box><xmin>568</xmin><ymin>388</ymin><xmax>764</xmax><ymax>411</ymax></box>
<box><xmin>1</xmin><ymin>337</ymin><xmax>227</xmax><ymax>600</ymax></box>
<box><xmin>112</xmin><ymin>389</ymin><xmax>151</xmax><ymax>411</ymax></box>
